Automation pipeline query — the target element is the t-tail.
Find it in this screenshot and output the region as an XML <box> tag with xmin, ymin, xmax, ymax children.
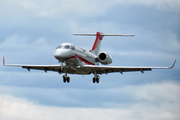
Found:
<box><xmin>73</xmin><ymin>32</ymin><xmax>135</xmax><ymax>55</ymax></box>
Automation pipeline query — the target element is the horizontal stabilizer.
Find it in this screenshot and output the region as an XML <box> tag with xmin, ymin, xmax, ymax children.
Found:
<box><xmin>73</xmin><ymin>33</ymin><xmax>135</xmax><ymax>36</ymax></box>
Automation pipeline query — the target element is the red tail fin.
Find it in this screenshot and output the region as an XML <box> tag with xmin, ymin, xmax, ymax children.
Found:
<box><xmin>91</xmin><ymin>32</ymin><xmax>103</xmax><ymax>55</ymax></box>
<box><xmin>92</xmin><ymin>32</ymin><xmax>103</xmax><ymax>50</ymax></box>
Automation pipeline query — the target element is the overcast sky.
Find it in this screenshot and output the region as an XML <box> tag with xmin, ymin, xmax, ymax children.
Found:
<box><xmin>0</xmin><ymin>0</ymin><xmax>180</xmax><ymax>120</ymax></box>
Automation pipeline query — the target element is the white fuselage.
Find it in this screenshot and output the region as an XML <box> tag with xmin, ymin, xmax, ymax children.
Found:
<box><xmin>53</xmin><ymin>43</ymin><xmax>98</xmax><ymax>74</ymax></box>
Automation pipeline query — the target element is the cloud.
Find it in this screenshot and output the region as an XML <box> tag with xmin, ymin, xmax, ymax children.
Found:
<box><xmin>0</xmin><ymin>35</ymin><xmax>56</xmax><ymax>65</ymax></box>
<box><xmin>114</xmin><ymin>0</ymin><xmax>180</xmax><ymax>11</ymax></box>
<box><xmin>0</xmin><ymin>94</ymin><xmax>127</xmax><ymax>120</ymax></box>
<box><xmin>0</xmin><ymin>0</ymin><xmax>112</xmax><ymax>18</ymax></box>
<box><xmin>0</xmin><ymin>35</ymin><xmax>50</xmax><ymax>50</ymax></box>
<box><xmin>1</xmin><ymin>0</ymin><xmax>179</xmax><ymax>19</ymax></box>
<box><xmin>0</xmin><ymin>81</ymin><xmax>179</xmax><ymax>120</ymax></box>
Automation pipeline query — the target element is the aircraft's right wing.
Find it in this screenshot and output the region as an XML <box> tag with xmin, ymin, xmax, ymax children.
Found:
<box><xmin>3</xmin><ymin>63</ymin><xmax>64</xmax><ymax>73</ymax></box>
<box><xmin>83</xmin><ymin>59</ymin><xmax>177</xmax><ymax>74</ymax></box>
<box><xmin>3</xmin><ymin>57</ymin><xmax>66</xmax><ymax>73</ymax></box>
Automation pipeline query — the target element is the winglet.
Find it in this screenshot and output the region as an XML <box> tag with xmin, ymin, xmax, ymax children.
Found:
<box><xmin>3</xmin><ymin>56</ymin><xmax>5</xmax><ymax>65</ymax></box>
<box><xmin>168</xmin><ymin>59</ymin><xmax>177</xmax><ymax>69</ymax></box>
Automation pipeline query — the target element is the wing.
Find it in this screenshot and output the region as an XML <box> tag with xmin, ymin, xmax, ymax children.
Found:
<box><xmin>3</xmin><ymin>57</ymin><xmax>176</xmax><ymax>75</ymax></box>
<box><xmin>3</xmin><ymin>57</ymin><xmax>64</xmax><ymax>73</ymax></box>
<box><xmin>4</xmin><ymin>63</ymin><xmax>64</xmax><ymax>73</ymax></box>
<box><xmin>83</xmin><ymin>59</ymin><xmax>177</xmax><ymax>74</ymax></box>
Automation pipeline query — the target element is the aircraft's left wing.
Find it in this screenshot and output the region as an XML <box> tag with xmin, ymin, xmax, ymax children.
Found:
<box><xmin>83</xmin><ymin>59</ymin><xmax>176</xmax><ymax>74</ymax></box>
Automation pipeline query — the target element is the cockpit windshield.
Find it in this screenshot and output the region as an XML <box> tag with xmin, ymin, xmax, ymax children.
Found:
<box><xmin>56</xmin><ymin>45</ymin><xmax>63</xmax><ymax>49</ymax></box>
<box><xmin>63</xmin><ymin>45</ymin><xmax>70</xmax><ymax>49</ymax></box>
<box><xmin>56</xmin><ymin>45</ymin><xmax>75</xmax><ymax>50</ymax></box>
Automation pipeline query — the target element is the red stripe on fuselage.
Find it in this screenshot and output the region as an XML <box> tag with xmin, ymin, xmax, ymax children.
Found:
<box><xmin>69</xmin><ymin>55</ymin><xmax>95</xmax><ymax>65</ymax></box>
<box><xmin>91</xmin><ymin>32</ymin><xmax>103</xmax><ymax>51</ymax></box>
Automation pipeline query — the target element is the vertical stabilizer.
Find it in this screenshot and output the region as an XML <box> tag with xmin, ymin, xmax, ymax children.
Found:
<box><xmin>91</xmin><ymin>32</ymin><xmax>103</xmax><ymax>55</ymax></box>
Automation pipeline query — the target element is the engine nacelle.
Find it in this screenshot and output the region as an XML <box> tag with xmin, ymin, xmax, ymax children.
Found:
<box><xmin>98</xmin><ymin>52</ymin><xmax>112</xmax><ymax>65</ymax></box>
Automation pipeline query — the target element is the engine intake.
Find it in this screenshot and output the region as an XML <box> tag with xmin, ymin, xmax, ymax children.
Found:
<box><xmin>98</xmin><ymin>52</ymin><xmax>112</xmax><ymax>65</ymax></box>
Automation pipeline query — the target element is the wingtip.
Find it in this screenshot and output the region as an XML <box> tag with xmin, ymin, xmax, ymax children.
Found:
<box><xmin>169</xmin><ymin>59</ymin><xmax>177</xmax><ymax>69</ymax></box>
<box><xmin>3</xmin><ymin>56</ymin><xmax>5</xmax><ymax>65</ymax></box>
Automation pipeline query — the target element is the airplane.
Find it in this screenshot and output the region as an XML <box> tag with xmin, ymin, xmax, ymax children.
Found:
<box><xmin>3</xmin><ymin>32</ymin><xmax>176</xmax><ymax>83</ymax></box>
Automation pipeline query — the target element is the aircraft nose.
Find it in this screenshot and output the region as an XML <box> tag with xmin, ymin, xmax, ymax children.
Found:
<box><xmin>54</xmin><ymin>49</ymin><xmax>68</xmax><ymax>60</ymax></box>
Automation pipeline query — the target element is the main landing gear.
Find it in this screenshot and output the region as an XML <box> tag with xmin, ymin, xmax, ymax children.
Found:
<box><xmin>63</xmin><ymin>73</ymin><xmax>70</xmax><ymax>83</ymax></box>
<box><xmin>63</xmin><ymin>76</ymin><xmax>70</xmax><ymax>83</ymax></box>
<box><xmin>93</xmin><ymin>74</ymin><xmax>100</xmax><ymax>83</ymax></box>
<box><xmin>62</xmin><ymin>72</ymin><xmax>100</xmax><ymax>83</ymax></box>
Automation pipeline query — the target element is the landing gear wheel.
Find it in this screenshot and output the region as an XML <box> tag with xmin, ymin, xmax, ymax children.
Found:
<box><xmin>96</xmin><ymin>78</ymin><xmax>99</xmax><ymax>83</ymax></box>
<box><xmin>67</xmin><ymin>77</ymin><xmax>70</xmax><ymax>83</ymax></box>
<box><xmin>63</xmin><ymin>75</ymin><xmax>70</xmax><ymax>83</ymax></box>
<box><xmin>63</xmin><ymin>76</ymin><xmax>66</xmax><ymax>83</ymax></box>
<box><xmin>93</xmin><ymin>77</ymin><xmax>96</xmax><ymax>83</ymax></box>
<box><xmin>93</xmin><ymin>77</ymin><xmax>99</xmax><ymax>83</ymax></box>
<box><xmin>93</xmin><ymin>73</ymin><xmax>100</xmax><ymax>83</ymax></box>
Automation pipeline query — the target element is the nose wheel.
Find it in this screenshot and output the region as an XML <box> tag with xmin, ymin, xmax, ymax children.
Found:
<box><xmin>63</xmin><ymin>71</ymin><xmax>70</xmax><ymax>83</ymax></box>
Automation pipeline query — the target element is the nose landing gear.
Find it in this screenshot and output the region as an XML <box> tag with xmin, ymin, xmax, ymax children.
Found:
<box><xmin>63</xmin><ymin>72</ymin><xmax>70</xmax><ymax>83</ymax></box>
